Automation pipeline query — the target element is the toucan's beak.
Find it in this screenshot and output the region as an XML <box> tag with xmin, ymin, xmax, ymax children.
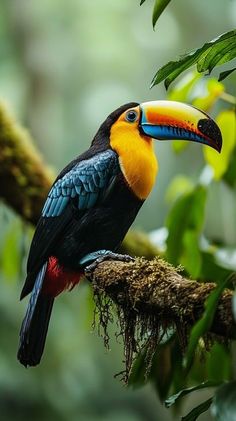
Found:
<box><xmin>140</xmin><ymin>100</ymin><xmax>222</xmax><ymax>153</ymax></box>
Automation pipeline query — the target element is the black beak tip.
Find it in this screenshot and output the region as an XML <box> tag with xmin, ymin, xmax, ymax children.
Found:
<box><xmin>198</xmin><ymin>118</ymin><xmax>222</xmax><ymax>153</ymax></box>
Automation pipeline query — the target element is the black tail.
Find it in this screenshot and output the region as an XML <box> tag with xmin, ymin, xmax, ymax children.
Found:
<box><xmin>17</xmin><ymin>263</ymin><xmax>54</xmax><ymax>367</ymax></box>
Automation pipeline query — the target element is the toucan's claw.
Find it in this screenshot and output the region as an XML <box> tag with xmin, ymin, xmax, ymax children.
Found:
<box><xmin>82</xmin><ymin>250</ymin><xmax>134</xmax><ymax>277</ymax></box>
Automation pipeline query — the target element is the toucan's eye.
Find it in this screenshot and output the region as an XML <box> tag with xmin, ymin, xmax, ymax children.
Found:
<box><xmin>125</xmin><ymin>110</ymin><xmax>138</xmax><ymax>123</ymax></box>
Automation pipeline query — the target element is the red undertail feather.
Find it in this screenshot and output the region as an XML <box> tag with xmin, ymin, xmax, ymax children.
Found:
<box><xmin>42</xmin><ymin>256</ymin><xmax>82</xmax><ymax>297</ymax></box>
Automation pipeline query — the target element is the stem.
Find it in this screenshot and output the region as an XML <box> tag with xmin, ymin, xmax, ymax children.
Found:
<box><xmin>220</xmin><ymin>92</ymin><xmax>236</xmax><ymax>105</ymax></box>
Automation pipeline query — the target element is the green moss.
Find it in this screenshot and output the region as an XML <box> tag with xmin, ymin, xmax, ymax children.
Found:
<box><xmin>0</xmin><ymin>101</ymin><xmax>54</xmax><ymax>223</ymax></box>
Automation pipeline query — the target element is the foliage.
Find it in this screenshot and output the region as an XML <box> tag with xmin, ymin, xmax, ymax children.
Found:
<box><xmin>151</xmin><ymin>30</ymin><xmax>236</xmax><ymax>89</ymax></box>
<box><xmin>140</xmin><ymin>1</ymin><xmax>236</xmax><ymax>87</ymax></box>
<box><xmin>135</xmin><ymin>2</ymin><xmax>236</xmax><ymax>420</ymax></box>
<box><xmin>181</xmin><ymin>398</ymin><xmax>213</xmax><ymax>421</ymax></box>
<box><xmin>130</xmin><ymin>70</ymin><xmax>236</xmax><ymax>419</ymax></box>
<box><xmin>203</xmin><ymin>109</ymin><xmax>236</xmax><ymax>180</ymax></box>
<box><xmin>165</xmin><ymin>381</ymin><xmax>220</xmax><ymax>408</ymax></box>
<box><xmin>166</xmin><ymin>185</ymin><xmax>206</xmax><ymax>278</ymax></box>
<box><xmin>152</xmin><ymin>0</ymin><xmax>172</xmax><ymax>29</ymax></box>
<box><xmin>140</xmin><ymin>0</ymin><xmax>172</xmax><ymax>28</ymax></box>
<box><xmin>184</xmin><ymin>274</ymin><xmax>233</xmax><ymax>372</ymax></box>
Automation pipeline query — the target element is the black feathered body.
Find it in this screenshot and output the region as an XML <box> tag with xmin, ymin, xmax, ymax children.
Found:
<box><xmin>18</xmin><ymin>102</ymin><xmax>143</xmax><ymax>366</ymax></box>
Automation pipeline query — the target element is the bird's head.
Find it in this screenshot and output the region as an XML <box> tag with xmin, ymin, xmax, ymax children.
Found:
<box><xmin>109</xmin><ymin>100</ymin><xmax>222</xmax><ymax>152</ymax></box>
<box><xmin>94</xmin><ymin>101</ymin><xmax>222</xmax><ymax>200</ymax></box>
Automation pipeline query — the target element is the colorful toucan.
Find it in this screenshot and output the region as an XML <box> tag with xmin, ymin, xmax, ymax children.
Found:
<box><xmin>17</xmin><ymin>101</ymin><xmax>222</xmax><ymax>367</ymax></box>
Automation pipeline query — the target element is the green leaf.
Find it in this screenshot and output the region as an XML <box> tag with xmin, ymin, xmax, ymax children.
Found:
<box><xmin>192</xmin><ymin>78</ymin><xmax>225</xmax><ymax>112</ymax></box>
<box><xmin>219</xmin><ymin>67</ymin><xmax>236</xmax><ymax>82</ymax></box>
<box><xmin>165</xmin><ymin>175</ymin><xmax>194</xmax><ymax>205</ymax></box>
<box><xmin>200</xmin><ymin>251</ymin><xmax>232</xmax><ymax>283</ymax></box>
<box><xmin>153</xmin><ymin>51</ymin><xmax>202</xmax><ymax>90</ymax></box>
<box><xmin>165</xmin><ymin>381</ymin><xmax>220</xmax><ymax>408</ymax></box>
<box><xmin>206</xmin><ymin>343</ymin><xmax>232</xmax><ymax>383</ymax></box>
<box><xmin>168</xmin><ymin>71</ymin><xmax>200</xmax><ymax>102</ymax></box>
<box><xmin>203</xmin><ymin>110</ymin><xmax>236</xmax><ymax>180</ymax></box>
<box><xmin>197</xmin><ymin>41</ymin><xmax>236</xmax><ymax>73</ymax></box>
<box><xmin>166</xmin><ymin>185</ymin><xmax>207</xmax><ymax>269</ymax></box>
<box><xmin>152</xmin><ymin>0</ymin><xmax>171</xmax><ymax>28</ymax></box>
<box><xmin>151</xmin><ymin>30</ymin><xmax>236</xmax><ymax>89</ymax></box>
<box><xmin>184</xmin><ymin>274</ymin><xmax>232</xmax><ymax>371</ymax></box>
<box><xmin>211</xmin><ymin>381</ymin><xmax>236</xmax><ymax>420</ymax></box>
<box><xmin>223</xmin><ymin>146</ymin><xmax>236</xmax><ymax>187</ymax></box>
<box><xmin>180</xmin><ymin>231</ymin><xmax>202</xmax><ymax>278</ymax></box>
<box><xmin>182</xmin><ymin>397</ymin><xmax>213</xmax><ymax>421</ymax></box>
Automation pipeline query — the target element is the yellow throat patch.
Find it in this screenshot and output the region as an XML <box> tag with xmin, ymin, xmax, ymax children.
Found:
<box><xmin>110</xmin><ymin>108</ymin><xmax>158</xmax><ymax>200</ymax></box>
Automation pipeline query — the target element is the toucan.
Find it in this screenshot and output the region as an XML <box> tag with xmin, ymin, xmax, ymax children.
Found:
<box><xmin>17</xmin><ymin>100</ymin><xmax>222</xmax><ymax>367</ymax></box>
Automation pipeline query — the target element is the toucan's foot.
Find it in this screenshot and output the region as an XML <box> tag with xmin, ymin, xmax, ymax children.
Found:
<box><xmin>80</xmin><ymin>250</ymin><xmax>134</xmax><ymax>276</ymax></box>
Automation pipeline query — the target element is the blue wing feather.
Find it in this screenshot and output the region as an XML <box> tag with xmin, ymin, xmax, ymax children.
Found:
<box><xmin>42</xmin><ymin>150</ymin><xmax>119</xmax><ymax>218</ymax></box>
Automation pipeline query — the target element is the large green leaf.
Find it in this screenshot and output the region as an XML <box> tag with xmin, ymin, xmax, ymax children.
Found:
<box><xmin>192</xmin><ymin>78</ymin><xmax>225</xmax><ymax>112</ymax></box>
<box><xmin>182</xmin><ymin>398</ymin><xmax>213</xmax><ymax>421</ymax></box>
<box><xmin>199</xmin><ymin>251</ymin><xmax>232</xmax><ymax>283</ymax></box>
<box><xmin>166</xmin><ymin>185</ymin><xmax>206</xmax><ymax>277</ymax></box>
<box><xmin>180</xmin><ymin>231</ymin><xmax>202</xmax><ymax>278</ymax></box>
<box><xmin>223</xmin><ymin>146</ymin><xmax>236</xmax><ymax>187</ymax></box>
<box><xmin>219</xmin><ymin>67</ymin><xmax>236</xmax><ymax>82</ymax></box>
<box><xmin>151</xmin><ymin>30</ymin><xmax>236</xmax><ymax>89</ymax></box>
<box><xmin>206</xmin><ymin>343</ymin><xmax>232</xmax><ymax>383</ymax></box>
<box><xmin>203</xmin><ymin>110</ymin><xmax>236</xmax><ymax>180</ymax></box>
<box><xmin>139</xmin><ymin>0</ymin><xmax>172</xmax><ymax>26</ymax></box>
<box><xmin>184</xmin><ymin>274</ymin><xmax>233</xmax><ymax>371</ymax></box>
<box><xmin>152</xmin><ymin>0</ymin><xmax>172</xmax><ymax>28</ymax></box>
<box><xmin>165</xmin><ymin>381</ymin><xmax>220</xmax><ymax>408</ymax></box>
<box><xmin>165</xmin><ymin>175</ymin><xmax>194</xmax><ymax>205</ymax></box>
<box><xmin>168</xmin><ymin>71</ymin><xmax>200</xmax><ymax>103</ymax></box>
<box><xmin>211</xmin><ymin>381</ymin><xmax>236</xmax><ymax>420</ymax></box>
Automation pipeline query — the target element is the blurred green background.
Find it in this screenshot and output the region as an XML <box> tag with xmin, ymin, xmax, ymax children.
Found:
<box><xmin>0</xmin><ymin>0</ymin><xmax>235</xmax><ymax>420</ymax></box>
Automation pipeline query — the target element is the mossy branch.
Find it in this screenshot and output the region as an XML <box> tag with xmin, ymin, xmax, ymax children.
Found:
<box><xmin>86</xmin><ymin>257</ymin><xmax>235</xmax><ymax>380</ymax></box>
<box><xmin>87</xmin><ymin>257</ymin><xmax>235</xmax><ymax>340</ymax></box>
<box><xmin>0</xmin><ymin>102</ymin><xmax>53</xmax><ymax>224</ymax></box>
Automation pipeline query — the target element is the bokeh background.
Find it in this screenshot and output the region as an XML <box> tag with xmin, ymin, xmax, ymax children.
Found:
<box><xmin>0</xmin><ymin>0</ymin><xmax>235</xmax><ymax>420</ymax></box>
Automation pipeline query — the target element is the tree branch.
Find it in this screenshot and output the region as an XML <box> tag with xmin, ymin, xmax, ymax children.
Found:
<box><xmin>0</xmin><ymin>102</ymin><xmax>53</xmax><ymax>224</ymax></box>
<box><xmin>86</xmin><ymin>257</ymin><xmax>235</xmax><ymax>340</ymax></box>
